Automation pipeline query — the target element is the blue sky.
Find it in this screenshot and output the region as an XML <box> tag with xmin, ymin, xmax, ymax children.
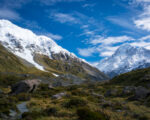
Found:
<box><xmin>1</xmin><ymin>0</ymin><xmax>150</xmax><ymax>63</ymax></box>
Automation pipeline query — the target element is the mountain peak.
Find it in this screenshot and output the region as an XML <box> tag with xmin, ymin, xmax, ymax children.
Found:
<box><xmin>0</xmin><ymin>19</ymin><xmax>79</xmax><ymax>70</ymax></box>
<box><xmin>97</xmin><ymin>44</ymin><xmax>150</xmax><ymax>78</ymax></box>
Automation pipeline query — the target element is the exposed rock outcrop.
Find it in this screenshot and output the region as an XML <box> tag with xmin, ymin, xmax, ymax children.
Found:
<box><xmin>11</xmin><ymin>79</ymin><xmax>41</xmax><ymax>94</ymax></box>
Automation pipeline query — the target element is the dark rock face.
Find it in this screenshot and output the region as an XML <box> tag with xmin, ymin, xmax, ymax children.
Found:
<box><xmin>128</xmin><ymin>86</ymin><xmax>150</xmax><ymax>100</ymax></box>
<box><xmin>11</xmin><ymin>79</ymin><xmax>41</xmax><ymax>94</ymax></box>
<box><xmin>51</xmin><ymin>53</ymin><xmax>109</xmax><ymax>81</ymax></box>
<box><xmin>134</xmin><ymin>86</ymin><xmax>150</xmax><ymax>100</ymax></box>
<box><xmin>52</xmin><ymin>74</ymin><xmax>84</xmax><ymax>87</ymax></box>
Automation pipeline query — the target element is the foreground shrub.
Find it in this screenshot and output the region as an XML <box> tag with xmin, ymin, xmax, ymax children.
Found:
<box><xmin>22</xmin><ymin>111</ymin><xmax>41</xmax><ymax>120</ymax></box>
<box><xmin>43</xmin><ymin>107</ymin><xmax>58</xmax><ymax>116</ymax></box>
<box><xmin>77</xmin><ymin>107</ymin><xmax>109</xmax><ymax>120</ymax></box>
<box><xmin>63</xmin><ymin>97</ymin><xmax>87</xmax><ymax>108</ymax></box>
<box><xmin>16</xmin><ymin>93</ymin><xmax>31</xmax><ymax>101</ymax></box>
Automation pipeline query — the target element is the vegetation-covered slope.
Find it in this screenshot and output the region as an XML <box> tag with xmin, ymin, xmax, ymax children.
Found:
<box><xmin>34</xmin><ymin>54</ymin><xmax>108</xmax><ymax>81</ymax></box>
<box><xmin>110</xmin><ymin>67</ymin><xmax>150</xmax><ymax>87</ymax></box>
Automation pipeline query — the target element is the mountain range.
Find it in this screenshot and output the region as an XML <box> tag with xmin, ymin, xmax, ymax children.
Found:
<box><xmin>0</xmin><ymin>19</ymin><xmax>108</xmax><ymax>81</ymax></box>
<box><xmin>97</xmin><ymin>44</ymin><xmax>150</xmax><ymax>78</ymax></box>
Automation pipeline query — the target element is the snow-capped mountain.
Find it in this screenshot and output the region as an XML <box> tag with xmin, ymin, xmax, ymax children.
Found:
<box><xmin>0</xmin><ymin>20</ymin><xmax>80</xmax><ymax>70</ymax></box>
<box><xmin>0</xmin><ymin>19</ymin><xmax>108</xmax><ymax>81</ymax></box>
<box><xmin>97</xmin><ymin>44</ymin><xmax>150</xmax><ymax>78</ymax></box>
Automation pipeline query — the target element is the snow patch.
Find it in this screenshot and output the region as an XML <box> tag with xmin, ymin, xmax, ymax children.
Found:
<box><xmin>52</xmin><ymin>73</ymin><xmax>59</xmax><ymax>77</ymax></box>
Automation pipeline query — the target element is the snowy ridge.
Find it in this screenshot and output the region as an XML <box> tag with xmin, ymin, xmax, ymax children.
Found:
<box><xmin>0</xmin><ymin>19</ymin><xmax>82</xmax><ymax>70</ymax></box>
<box><xmin>97</xmin><ymin>44</ymin><xmax>150</xmax><ymax>77</ymax></box>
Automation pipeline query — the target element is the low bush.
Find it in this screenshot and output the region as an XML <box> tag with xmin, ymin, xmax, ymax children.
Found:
<box><xmin>63</xmin><ymin>97</ymin><xmax>87</xmax><ymax>108</ymax></box>
<box><xmin>77</xmin><ymin>107</ymin><xmax>109</xmax><ymax>120</ymax></box>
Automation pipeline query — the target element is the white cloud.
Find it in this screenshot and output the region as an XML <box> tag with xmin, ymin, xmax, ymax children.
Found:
<box><xmin>51</xmin><ymin>13</ymin><xmax>80</xmax><ymax>24</ymax></box>
<box><xmin>140</xmin><ymin>35</ymin><xmax>150</xmax><ymax>40</ymax></box>
<box><xmin>135</xmin><ymin>0</ymin><xmax>150</xmax><ymax>3</ymax></box>
<box><xmin>107</xmin><ymin>16</ymin><xmax>135</xmax><ymax>30</ymax></box>
<box><xmin>0</xmin><ymin>9</ymin><xmax>21</xmax><ymax>20</ymax></box>
<box><xmin>90</xmin><ymin>35</ymin><xmax>134</xmax><ymax>45</ymax></box>
<box><xmin>133</xmin><ymin>0</ymin><xmax>150</xmax><ymax>31</ymax></box>
<box><xmin>40</xmin><ymin>0</ymin><xmax>85</xmax><ymax>5</ymax></box>
<box><xmin>78</xmin><ymin>47</ymin><xmax>96</xmax><ymax>57</ymax></box>
<box><xmin>45</xmin><ymin>33</ymin><xmax>63</xmax><ymax>40</ymax></box>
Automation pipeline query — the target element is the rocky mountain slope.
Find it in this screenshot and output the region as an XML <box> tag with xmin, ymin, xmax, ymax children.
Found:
<box><xmin>0</xmin><ymin>19</ymin><xmax>108</xmax><ymax>81</ymax></box>
<box><xmin>97</xmin><ymin>44</ymin><xmax>150</xmax><ymax>78</ymax></box>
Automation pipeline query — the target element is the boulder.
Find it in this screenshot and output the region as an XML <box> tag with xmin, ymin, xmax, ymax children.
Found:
<box><xmin>128</xmin><ymin>86</ymin><xmax>150</xmax><ymax>100</ymax></box>
<box><xmin>0</xmin><ymin>89</ymin><xmax>3</xmax><ymax>94</ymax></box>
<box><xmin>134</xmin><ymin>86</ymin><xmax>150</xmax><ymax>99</ymax></box>
<box><xmin>91</xmin><ymin>92</ymin><xmax>104</xmax><ymax>99</ymax></box>
<box><xmin>51</xmin><ymin>92</ymin><xmax>67</xmax><ymax>99</ymax></box>
<box><xmin>122</xmin><ymin>86</ymin><xmax>135</xmax><ymax>95</ymax></box>
<box><xmin>11</xmin><ymin>79</ymin><xmax>41</xmax><ymax>94</ymax></box>
<box><xmin>104</xmin><ymin>89</ymin><xmax>118</xmax><ymax>97</ymax></box>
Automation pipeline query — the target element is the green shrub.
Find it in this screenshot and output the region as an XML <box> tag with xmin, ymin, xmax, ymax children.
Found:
<box><xmin>0</xmin><ymin>97</ymin><xmax>17</xmax><ymax>115</ymax></box>
<box><xmin>71</xmin><ymin>89</ymin><xmax>88</xmax><ymax>96</ymax></box>
<box><xmin>77</xmin><ymin>107</ymin><xmax>109</xmax><ymax>120</ymax></box>
<box><xmin>16</xmin><ymin>93</ymin><xmax>30</xmax><ymax>101</ymax></box>
<box><xmin>22</xmin><ymin>111</ymin><xmax>41</xmax><ymax>120</ymax></box>
<box><xmin>63</xmin><ymin>97</ymin><xmax>87</xmax><ymax>108</ymax></box>
<box><xmin>43</xmin><ymin>107</ymin><xmax>58</xmax><ymax>116</ymax></box>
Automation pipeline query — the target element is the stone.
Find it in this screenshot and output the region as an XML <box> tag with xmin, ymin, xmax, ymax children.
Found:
<box><xmin>0</xmin><ymin>89</ymin><xmax>3</xmax><ymax>94</ymax></box>
<box><xmin>51</xmin><ymin>92</ymin><xmax>67</xmax><ymax>99</ymax></box>
<box><xmin>122</xmin><ymin>86</ymin><xmax>135</xmax><ymax>95</ymax></box>
<box><xmin>134</xmin><ymin>86</ymin><xmax>150</xmax><ymax>99</ymax></box>
<box><xmin>104</xmin><ymin>89</ymin><xmax>118</xmax><ymax>97</ymax></box>
<box><xmin>91</xmin><ymin>92</ymin><xmax>104</xmax><ymax>99</ymax></box>
<box><xmin>11</xmin><ymin>79</ymin><xmax>41</xmax><ymax>94</ymax></box>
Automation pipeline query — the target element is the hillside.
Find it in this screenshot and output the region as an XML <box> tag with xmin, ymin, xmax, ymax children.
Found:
<box><xmin>0</xmin><ymin>67</ymin><xmax>150</xmax><ymax>120</ymax></box>
<box><xmin>110</xmin><ymin>67</ymin><xmax>150</xmax><ymax>87</ymax></box>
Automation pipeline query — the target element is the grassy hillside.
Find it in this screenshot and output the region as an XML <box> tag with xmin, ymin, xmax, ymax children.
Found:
<box><xmin>110</xmin><ymin>67</ymin><xmax>150</xmax><ymax>87</ymax></box>
<box><xmin>0</xmin><ymin>61</ymin><xmax>150</xmax><ymax>119</ymax></box>
<box><xmin>0</xmin><ymin>44</ymin><xmax>54</xmax><ymax>78</ymax></box>
<box><xmin>34</xmin><ymin>54</ymin><xmax>108</xmax><ymax>81</ymax></box>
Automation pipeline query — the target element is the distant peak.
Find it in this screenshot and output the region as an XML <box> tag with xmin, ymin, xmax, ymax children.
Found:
<box><xmin>119</xmin><ymin>43</ymin><xmax>133</xmax><ymax>49</ymax></box>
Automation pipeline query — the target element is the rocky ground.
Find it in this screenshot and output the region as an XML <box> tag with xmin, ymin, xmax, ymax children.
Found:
<box><xmin>0</xmin><ymin>73</ymin><xmax>150</xmax><ymax>120</ymax></box>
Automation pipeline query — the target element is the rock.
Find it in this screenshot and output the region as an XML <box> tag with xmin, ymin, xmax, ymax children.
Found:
<box><xmin>48</xmin><ymin>84</ymin><xmax>54</xmax><ymax>89</ymax></box>
<box><xmin>104</xmin><ymin>89</ymin><xmax>118</xmax><ymax>97</ymax></box>
<box><xmin>129</xmin><ymin>86</ymin><xmax>150</xmax><ymax>100</ymax></box>
<box><xmin>122</xmin><ymin>86</ymin><xmax>135</xmax><ymax>95</ymax></box>
<box><xmin>53</xmin><ymin>74</ymin><xmax>85</xmax><ymax>87</ymax></box>
<box><xmin>147</xmin><ymin>84</ymin><xmax>150</xmax><ymax>88</ymax></box>
<box><xmin>51</xmin><ymin>92</ymin><xmax>67</xmax><ymax>99</ymax></box>
<box><xmin>52</xmin><ymin>81</ymin><xmax>62</xmax><ymax>87</ymax></box>
<box><xmin>134</xmin><ymin>86</ymin><xmax>150</xmax><ymax>99</ymax></box>
<box><xmin>101</xmin><ymin>100</ymin><xmax>112</xmax><ymax>108</ymax></box>
<box><xmin>0</xmin><ymin>89</ymin><xmax>3</xmax><ymax>94</ymax></box>
<box><xmin>91</xmin><ymin>92</ymin><xmax>104</xmax><ymax>99</ymax></box>
<box><xmin>11</xmin><ymin>79</ymin><xmax>41</xmax><ymax>94</ymax></box>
